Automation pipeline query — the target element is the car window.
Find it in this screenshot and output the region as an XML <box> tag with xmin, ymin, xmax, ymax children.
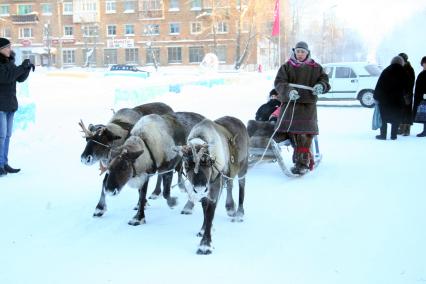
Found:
<box><xmin>335</xmin><ymin>67</ymin><xmax>357</xmax><ymax>78</ymax></box>
<box><xmin>324</xmin><ymin>67</ymin><xmax>334</xmax><ymax>78</ymax></box>
<box><xmin>364</xmin><ymin>64</ymin><xmax>382</xmax><ymax>76</ymax></box>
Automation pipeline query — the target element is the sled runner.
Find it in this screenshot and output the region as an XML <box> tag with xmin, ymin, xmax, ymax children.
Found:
<box><xmin>247</xmin><ymin>120</ymin><xmax>322</xmax><ymax>177</ymax></box>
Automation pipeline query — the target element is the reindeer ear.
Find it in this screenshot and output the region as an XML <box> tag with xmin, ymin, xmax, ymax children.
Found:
<box><xmin>126</xmin><ymin>150</ymin><xmax>144</xmax><ymax>162</ymax></box>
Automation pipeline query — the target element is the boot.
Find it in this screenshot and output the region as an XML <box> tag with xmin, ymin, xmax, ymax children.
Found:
<box><xmin>0</xmin><ymin>167</ymin><xmax>7</xmax><ymax>177</ymax></box>
<box><xmin>376</xmin><ymin>125</ymin><xmax>387</xmax><ymax>140</ymax></box>
<box><xmin>402</xmin><ymin>124</ymin><xmax>410</xmax><ymax>136</ymax></box>
<box><xmin>291</xmin><ymin>164</ymin><xmax>309</xmax><ymax>175</ymax></box>
<box><xmin>4</xmin><ymin>164</ymin><xmax>20</xmax><ymax>173</ymax></box>
<box><xmin>416</xmin><ymin>124</ymin><xmax>426</xmax><ymax>137</ymax></box>
<box><xmin>397</xmin><ymin>124</ymin><xmax>404</xmax><ymax>135</ymax></box>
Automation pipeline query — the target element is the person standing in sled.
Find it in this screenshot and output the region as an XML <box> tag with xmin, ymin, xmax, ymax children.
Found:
<box><xmin>273</xmin><ymin>41</ymin><xmax>330</xmax><ymax>175</ymax></box>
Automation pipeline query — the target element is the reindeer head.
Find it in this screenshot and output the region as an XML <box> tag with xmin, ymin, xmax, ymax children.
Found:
<box><xmin>179</xmin><ymin>139</ymin><xmax>217</xmax><ymax>202</ymax></box>
<box><xmin>79</xmin><ymin>120</ymin><xmax>122</xmax><ymax>165</ymax></box>
<box><xmin>104</xmin><ymin>147</ymin><xmax>144</xmax><ymax>196</ymax></box>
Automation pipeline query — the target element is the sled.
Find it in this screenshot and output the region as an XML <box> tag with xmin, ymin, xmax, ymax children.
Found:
<box><xmin>247</xmin><ymin>120</ymin><xmax>322</xmax><ymax>177</ymax></box>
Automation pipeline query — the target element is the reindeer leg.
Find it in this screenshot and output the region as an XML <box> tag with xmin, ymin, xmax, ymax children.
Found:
<box><xmin>128</xmin><ymin>180</ymin><xmax>149</xmax><ymax>226</ymax></box>
<box><xmin>162</xmin><ymin>171</ymin><xmax>177</xmax><ymax>208</ymax></box>
<box><xmin>225</xmin><ymin>179</ymin><xmax>236</xmax><ymax>217</ymax></box>
<box><xmin>234</xmin><ymin>175</ymin><xmax>245</xmax><ymax>222</ymax></box>
<box><xmin>93</xmin><ymin>173</ymin><xmax>108</xmax><ymax>217</ymax></box>
<box><xmin>149</xmin><ymin>174</ymin><xmax>162</xmax><ymax>199</ymax></box>
<box><xmin>197</xmin><ymin>197</ymin><xmax>217</xmax><ymax>255</ymax></box>
<box><xmin>181</xmin><ymin>200</ymin><xmax>195</xmax><ymax>215</ymax></box>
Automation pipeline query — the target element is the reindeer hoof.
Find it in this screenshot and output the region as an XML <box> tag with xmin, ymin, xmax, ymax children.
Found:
<box><xmin>128</xmin><ymin>218</ymin><xmax>146</xmax><ymax>226</ymax></box>
<box><xmin>93</xmin><ymin>208</ymin><xmax>106</xmax><ymax>217</ymax></box>
<box><xmin>231</xmin><ymin>211</ymin><xmax>244</xmax><ymax>222</ymax></box>
<box><xmin>167</xmin><ymin>197</ymin><xmax>178</xmax><ymax>208</ymax></box>
<box><xmin>149</xmin><ymin>193</ymin><xmax>160</xmax><ymax>200</ymax></box>
<box><xmin>181</xmin><ymin>208</ymin><xmax>193</xmax><ymax>215</ymax></box>
<box><xmin>196</xmin><ymin>244</ymin><xmax>213</xmax><ymax>255</ymax></box>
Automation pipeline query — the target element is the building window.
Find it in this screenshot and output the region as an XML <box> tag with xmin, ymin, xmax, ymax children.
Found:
<box><xmin>124</xmin><ymin>1</ymin><xmax>135</xmax><ymax>12</ymax></box>
<box><xmin>125</xmin><ymin>25</ymin><xmax>135</xmax><ymax>35</ymax></box>
<box><xmin>107</xmin><ymin>25</ymin><xmax>117</xmax><ymax>36</ymax></box>
<box><xmin>1</xmin><ymin>28</ymin><xmax>11</xmax><ymax>38</ymax></box>
<box><xmin>168</xmin><ymin>47</ymin><xmax>182</xmax><ymax>64</ymax></box>
<box><xmin>64</xmin><ymin>26</ymin><xmax>73</xmax><ymax>37</ymax></box>
<box><xmin>41</xmin><ymin>3</ymin><xmax>53</xmax><ymax>15</ymax></box>
<box><xmin>215</xmin><ymin>45</ymin><xmax>227</xmax><ymax>62</ymax></box>
<box><xmin>125</xmin><ymin>48</ymin><xmax>139</xmax><ymax>64</ymax></box>
<box><xmin>17</xmin><ymin>5</ymin><xmax>33</xmax><ymax>15</ymax></box>
<box><xmin>216</xmin><ymin>22</ymin><xmax>229</xmax><ymax>33</ymax></box>
<box><xmin>169</xmin><ymin>0</ymin><xmax>179</xmax><ymax>11</ymax></box>
<box><xmin>144</xmin><ymin>24</ymin><xmax>160</xmax><ymax>35</ymax></box>
<box><xmin>19</xmin><ymin>28</ymin><xmax>33</xmax><ymax>38</ymax></box>
<box><xmin>83</xmin><ymin>26</ymin><xmax>98</xmax><ymax>37</ymax></box>
<box><xmin>146</xmin><ymin>47</ymin><xmax>160</xmax><ymax>65</ymax></box>
<box><xmin>189</xmin><ymin>46</ymin><xmax>204</xmax><ymax>63</ymax></box>
<box><xmin>104</xmin><ymin>49</ymin><xmax>117</xmax><ymax>65</ymax></box>
<box><xmin>63</xmin><ymin>2</ymin><xmax>73</xmax><ymax>15</ymax></box>
<box><xmin>191</xmin><ymin>0</ymin><xmax>201</xmax><ymax>10</ymax></box>
<box><xmin>106</xmin><ymin>1</ymin><xmax>116</xmax><ymax>13</ymax></box>
<box><xmin>0</xmin><ymin>5</ymin><xmax>10</xmax><ymax>16</ymax></box>
<box><xmin>63</xmin><ymin>49</ymin><xmax>76</xmax><ymax>64</ymax></box>
<box><xmin>190</xmin><ymin>22</ymin><xmax>202</xmax><ymax>34</ymax></box>
<box><xmin>169</xmin><ymin>23</ymin><xmax>180</xmax><ymax>35</ymax></box>
<box><xmin>140</xmin><ymin>0</ymin><xmax>163</xmax><ymax>18</ymax></box>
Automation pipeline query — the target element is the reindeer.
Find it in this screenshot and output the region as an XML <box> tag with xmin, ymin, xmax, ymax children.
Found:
<box><xmin>79</xmin><ymin>102</ymin><xmax>174</xmax><ymax>217</ymax></box>
<box><xmin>177</xmin><ymin>116</ymin><xmax>249</xmax><ymax>254</ymax></box>
<box><xmin>103</xmin><ymin>112</ymin><xmax>204</xmax><ymax>225</ymax></box>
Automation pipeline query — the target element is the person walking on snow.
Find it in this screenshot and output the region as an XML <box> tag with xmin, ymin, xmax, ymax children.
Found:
<box><xmin>0</xmin><ymin>38</ymin><xmax>34</xmax><ymax>177</ymax></box>
<box><xmin>413</xmin><ymin>56</ymin><xmax>426</xmax><ymax>137</ymax></box>
<box><xmin>273</xmin><ymin>41</ymin><xmax>330</xmax><ymax>175</ymax></box>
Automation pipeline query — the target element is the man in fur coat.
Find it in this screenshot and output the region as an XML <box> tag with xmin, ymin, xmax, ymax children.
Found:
<box><xmin>0</xmin><ymin>38</ymin><xmax>34</xmax><ymax>176</ymax></box>
<box><xmin>274</xmin><ymin>41</ymin><xmax>330</xmax><ymax>175</ymax></box>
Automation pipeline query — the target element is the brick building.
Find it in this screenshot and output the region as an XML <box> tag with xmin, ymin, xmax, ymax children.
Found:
<box><xmin>0</xmin><ymin>0</ymin><xmax>278</xmax><ymax>70</ymax></box>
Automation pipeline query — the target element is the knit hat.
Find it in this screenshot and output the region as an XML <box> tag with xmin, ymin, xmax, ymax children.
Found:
<box><xmin>398</xmin><ymin>53</ymin><xmax>408</xmax><ymax>62</ymax></box>
<box><xmin>391</xmin><ymin>56</ymin><xmax>404</xmax><ymax>66</ymax></box>
<box><xmin>0</xmin><ymin>38</ymin><xmax>11</xmax><ymax>50</ymax></box>
<box><xmin>294</xmin><ymin>41</ymin><xmax>309</xmax><ymax>52</ymax></box>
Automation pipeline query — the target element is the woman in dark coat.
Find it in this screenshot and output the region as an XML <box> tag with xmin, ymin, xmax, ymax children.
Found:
<box><xmin>398</xmin><ymin>53</ymin><xmax>416</xmax><ymax>136</ymax></box>
<box><xmin>373</xmin><ymin>56</ymin><xmax>409</xmax><ymax>140</ymax></box>
<box><xmin>413</xmin><ymin>56</ymin><xmax>426</xmax><ymax>137</ymax></box>
<box><xmin>274</xmin><ymin>41</ymin><xmax>330</xmax><ymax>175</ymax></box>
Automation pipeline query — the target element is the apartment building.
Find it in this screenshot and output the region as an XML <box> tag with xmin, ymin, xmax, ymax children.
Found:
<box><xmin>0</xmin><ymin>0</ymin><xmax>275</xmax><ymax>69</ymax></box>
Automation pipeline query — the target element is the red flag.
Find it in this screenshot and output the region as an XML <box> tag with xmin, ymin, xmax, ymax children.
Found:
<box><xmin>272</xmin><ymin>0</ymin><xmax>280</xmax><ymax>36</ymax></box>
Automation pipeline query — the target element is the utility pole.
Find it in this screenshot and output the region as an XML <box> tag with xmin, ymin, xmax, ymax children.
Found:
<box><xmin>57</xmin><ymin>0</ymin><xmax>63</xmax><ymax>68</ymax></box>
<box><xmin>44</xmin><ymin>21</ymin><xmax>51</xmax><ymax>67</ymax></box>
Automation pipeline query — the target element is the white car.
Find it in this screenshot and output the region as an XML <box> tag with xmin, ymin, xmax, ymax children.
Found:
<box><xmin>322</xmin><ymin>62</ymin><xmax>382</xmax><ymax>107</ymax></box>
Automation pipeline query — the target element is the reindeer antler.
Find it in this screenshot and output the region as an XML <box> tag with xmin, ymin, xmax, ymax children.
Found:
<box><xmin>78</xmin><ymin>119</ymin><xmax>94</xmax><ymax>138</ymax></box>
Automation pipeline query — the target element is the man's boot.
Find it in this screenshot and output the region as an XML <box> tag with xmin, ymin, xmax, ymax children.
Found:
<box><xmin>403</xmin><ymin>125</ymin><xmax>411</xmax><ymax>136</ymax></box>
<box><xmin>4</xmin><ymin>164</ymin><xmax>20</xmax><ymax>173</ymax></box>
<box><xmin>0</xmin><ymin>167</ymin><xmax>7</xmax><ymax>177</ymax></box>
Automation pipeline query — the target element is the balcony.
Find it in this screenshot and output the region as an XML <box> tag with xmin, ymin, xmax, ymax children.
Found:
<box><xmin>11</xmin><ymin>14</ymin><xmax>39</xmax><ymax>24</ymax></box>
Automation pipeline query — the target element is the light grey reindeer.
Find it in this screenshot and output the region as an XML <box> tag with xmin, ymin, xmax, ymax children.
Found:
<box><xmin>79</xmin><ymin>102</ymin><xmax>174</xmax><ymax>217</ymax></box>
<box><xmin>177</xmin><ymin>116</ymin><xmax>249</xmax><ymax>254</ymax></box>
<box><xmin>103</xmin><ymin>112</ymin><xmax>204</xmax><ymax>225</ymax></box>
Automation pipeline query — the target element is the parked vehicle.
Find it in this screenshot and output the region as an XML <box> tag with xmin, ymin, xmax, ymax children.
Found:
<box><xmin>322</xmin><ymin>62</ymin><xmax>382</xmax><ymax>107</ymax></box>
<box><xmin>104</xmin><ymin>64</ymin><xmax>150</xmax><ymax>78</ymax></box>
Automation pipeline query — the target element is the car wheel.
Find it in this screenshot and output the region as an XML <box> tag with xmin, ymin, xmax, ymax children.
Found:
<box><xmin>359</xmin><ymin>90</ymin><xmax>375</xmax><ymax>108</ymax></box>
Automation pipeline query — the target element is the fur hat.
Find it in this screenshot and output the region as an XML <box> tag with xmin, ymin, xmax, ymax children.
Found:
<box><xmin>269</xmin><ymin>89</ymin><xmax>278</xmax><ymax>97</ymax></box>
<box><xmin>0</xmin><ymin>38</ymin><xmax>11</xmax><ymax>50</ymax></box>
<box><xmin>398</xmin><ymin>53</ymin><xmax>408</xmax><ymax>62</ymax></box>
<box><xmin>421</xmin><ymin>56</ymin><xmax>426</xmax><ymax>66</ymax></box>
<box><xmin>294</xmin><ymin>41</ymin><xmax>309</xmax><ymax>52</ymax></box>
<box><xmin>391</xmin><ymin>56</ymin><xmax>404</xmax><ymax>66</ymax></box>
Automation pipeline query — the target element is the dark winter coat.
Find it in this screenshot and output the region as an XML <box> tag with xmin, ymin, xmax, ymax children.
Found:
<box><xmin>373</xmin><ymin>63</ymin><xmax>409</xmax><ymax>124</ymax></box>
<box><xmin>274</xmin><ymin>56</ymin><xmax>330</xmax><ymax>134</ymax></box>
<box><xmin>255</xmin><ymin>99</ymin><xmax>281</xmax><ymax>121</ymax></box>
<box><xmin>413</xmin><ymin>70</ymin><xmax>426</xmax><ymax>121</ymax></box>
<box><xmin>401</xmin><ymin>62</ymin><xmax>416</xmax><ymax>124</ymax></box>
<box><xmin>0</xmin><ymin>52</ymin><xmax>31</xmax><ymax>112</ymax></box>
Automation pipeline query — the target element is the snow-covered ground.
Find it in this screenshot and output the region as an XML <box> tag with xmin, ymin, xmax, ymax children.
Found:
<box><xmin>1</xmin><ymin>70</ymin><xmax>425</xmax><ymax>284</ymax></box>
